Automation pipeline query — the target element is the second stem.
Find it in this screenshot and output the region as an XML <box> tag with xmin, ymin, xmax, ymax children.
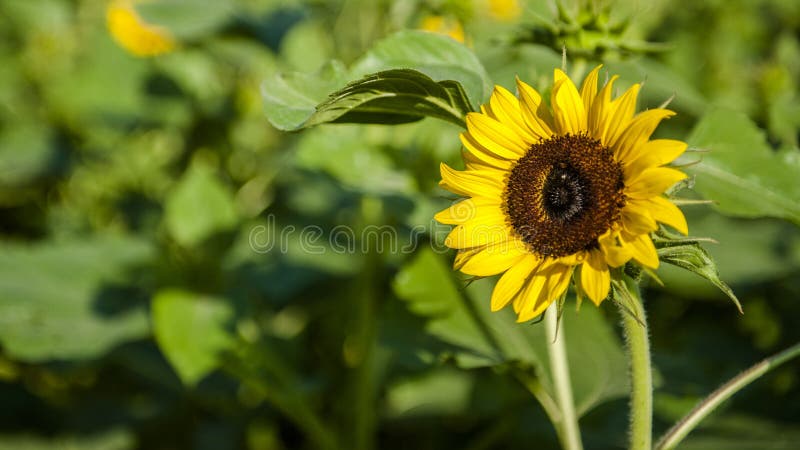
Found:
<box><xmin>545</xmin><ymin>303</ymin><xmax>583</xmax><ymax>450</ymax></box>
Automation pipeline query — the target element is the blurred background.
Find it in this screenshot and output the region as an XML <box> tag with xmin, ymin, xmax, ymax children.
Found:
<box><xmin>0</xmin><ymin>0</ymin><xmax>799</xmax><ymax>448</ymax></box>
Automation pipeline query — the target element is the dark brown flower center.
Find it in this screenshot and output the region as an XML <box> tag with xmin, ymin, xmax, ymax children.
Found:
<box><xmin>503</xmin><ymin>133</ymin><xmax>626</xmax><ymax>258</ymax></box>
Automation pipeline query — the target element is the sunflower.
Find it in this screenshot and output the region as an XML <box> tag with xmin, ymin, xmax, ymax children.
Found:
<box><xmin>435</xmin><ymin>66</ymin><xmax>689</xmax><ymax>322</ymax></box>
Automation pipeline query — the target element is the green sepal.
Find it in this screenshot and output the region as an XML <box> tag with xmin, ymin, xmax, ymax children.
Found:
<box><xmin>652</xmin><ymin>228</ymin><xmax>742</xmax><ymax>313</ymax></box>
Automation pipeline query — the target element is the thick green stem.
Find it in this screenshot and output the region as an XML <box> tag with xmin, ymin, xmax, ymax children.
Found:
<box><xmin>545</xmin><ymin>303</ymin><xmax>583</xmax><ymax>450</ymax></box>
<box><xmin>617</xmin><ymin>280</ymin><xmax>653</xmax><ymax>450</ymax></box>
<box><xmin>656</xmin><ymin>341</ymin><xmax>800</xmax><ymax>450</ymax></box>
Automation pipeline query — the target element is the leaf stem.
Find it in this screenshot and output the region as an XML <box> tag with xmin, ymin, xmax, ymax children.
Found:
<box><xmin>655</xmin><ymin>341</ymin><xmax>800</xmax><ymax>450</ymax></box>
<box><xmin>545</xmin><ymin>303</ymin><xmax>584</xmax><ymax>450</ymax></box>
<box><xmin>617</xmin><ymin>279</ymin><xmax>653</xmax><ymax>450</ymax></box>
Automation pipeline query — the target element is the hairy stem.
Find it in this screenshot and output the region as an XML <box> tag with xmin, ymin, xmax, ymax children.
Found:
<box><xmin>545</xmin><ymin>303</ymin><xmax>584</xmax><ymax>450</ymax></box>
<box><xmin>617</xmin><ymin>280</ymin><xmax>653</xmax><ymax>450</ymax></box>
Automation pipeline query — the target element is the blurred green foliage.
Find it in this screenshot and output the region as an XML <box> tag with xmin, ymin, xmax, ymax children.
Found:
<box><xmin>0</xmin><ymin>0</ymin><xmax>798</xmax><ymax>449</ymax></box>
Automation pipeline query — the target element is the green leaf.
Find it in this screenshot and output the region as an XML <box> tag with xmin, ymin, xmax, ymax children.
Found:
<box><xmin>0</xmin><ymin>236</ymin><xmax>152</xmax><ymax>362</ymax></box>
<box><xmin>304</xmin><ymin>69</ymin><xmax>473</xmax><ymax>128</ymax></box>
<box><xmin>164</xmin><ymin>163</ymin><xmax>239</xmax><ymax>247</ymax></box>
<box><xmin>654</xmin><ymin>233</ymin><xmax>742</xmax><ymax>313</ymax></box>
<box><xmin>152</xmin><ymin>289</ymin><xmax>234</xmax><ymax>387</ymax></box>
<box><xmin>392</xmin><ymin>248</ymin><xmax>628</xmax><ymax>416</ymax></box>
<box><xmin>262</xmin><ymin>30</ymin><xmax>491</xmax><ymax>130</ymax></box>
<box><xmin>349</xmin><ymin>30</ymin><xmax>492</xmax><ymax>108</ymax></box>
<box><xmin>686</xmin><ymin>108</ymin><xmax>800</xmax><ymax>225</ymax></box>
<box><xmin>263</xmin><ymin>61</ymin><xmax>348</xmax><ymax>131</ymax></box>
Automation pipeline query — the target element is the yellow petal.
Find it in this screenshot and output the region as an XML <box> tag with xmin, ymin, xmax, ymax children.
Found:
<box><xmin>580</xmin><ymin>250</ymin><xmax>611</xmax><ymax>305</ymax></box>
<box><xmin>644</xmin><ymin>196</ymin><xmax>689</xmax><ymax>235</ymax></box>
<box><xmin>588</xmin><ymin>75</ymin><xmax>619</xmax><ymax>143</ymax></box>
<box><xmin>439</xmin><ymin>163</ymin><xmax>505</xmax><ymax>198</ymax></box>
<box><xmin>460</xmin><ymin>240</ymin><xmax>529</xmax><ymax>276</ymax></box>
<box><xmin>614</xmin><ymin>109</ymin><xmax>676</xmax><ymax>163</ymax></box>
<box><xmin>604</xmin><ymin>83</ymin><xmax>641</xmax><ymax>148</ymax></box>
<box><xmin>621</xmin><ymin>206</ymin><xmax>658</xmax><ymax>234</ymax></box>
<box><xmin>551</xmin><ymin>68</ymin><xmax>587</xmax><ymax>134</ymax></box>
<box><xmin>516</xmin><ymin>263</ymin><xmax>573</xmax><ymax>322</ymax></box>
<box><xmin>460</xmin><ymin>132</ymin><xmax>514</xmax><ymax>170</ymax></box>
<box><xmin>454</xmin><ymin>247</ymin><xmax>484</xmax><ymax>270</ymax></box>
<box><xmin>598</xmin><ymin>229</ymin><xmax>633</xmax><ymax>267</ymax></box>
<box><xmin>626</xmin><ymin>167</ymin><xmax>688</xmax><ymax>199</ymax></box>
<box><xmin>444</xmin><ymin>207</ymin><xmax>509</xmax><ymax>248</ymax></box>
<box><xmin>515</xmin><ymin>77</ymin><xmax>554</xmax><ymax>139</ymax></box>
<box><xmin>629</xmin><ymin>233</ymin><xmax>659</xmax><ymax>269</ymax></box>
<box><xmin>580</xmin><ymin>65</ymin><xmax>603</xmax><ymax>112</ymax></box>
<box><xmin>466</xmin><ymin>112</ymin><xmax>528</xmax><ymax>158</ymax></box>
<box><xmin>434</xmin><ymin>197</ymin><xmax>501</xmax><ymax>224</ymax></box>
<box><xmin>489</xmin><ymin>85</ymin><xmax>540</xmax><ymax>144</ymax></box>
<box><xmin>490</xmin><ymin>254</ymin><xmax>540</xmax><ymax>311</ymax></box>
<box><xmin>625</xmin><ymin>139</ymin><xmax>688</xmax><ymax>177</ymax></box>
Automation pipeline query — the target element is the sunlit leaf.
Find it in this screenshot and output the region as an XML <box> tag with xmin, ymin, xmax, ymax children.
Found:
<box><xmin>262</xmin><ymin>60</ymin><xmax>348</xmax><ymax>131</ymax></box>
<box><xmin>305</xmin><ymin>69</ymin><xmax>473</xmax><ymax>128</ymax></box>
<box><xmin>349</xmin><ymin>30</ymin><xmax>491</xmax><ymax>108</ymax></box>
<box><xmin>152</xmin><ymin>289</ymin><xmax>235</xmax><ymax>387</ymax></box>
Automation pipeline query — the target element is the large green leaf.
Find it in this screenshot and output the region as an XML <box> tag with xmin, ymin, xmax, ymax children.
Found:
<box><xmin>152</xmin><ymin>289</ymin><xmax>235</xmax><ymax>387</ymax></box>
<box><xmin>262</xmin><ymin>61</ymin><xmax>348</xmax><ymax>131</ymax></box>
<box><xmin>392</xmin><ymin>248</ymin><xmax>628</xmax><ymax>416</ymax></box>
<box><xmin>0</xmin><ymin>236</ymin><xmax>152</xmax><ymax>362</ymax></box>
<box><xmin>349</xmin><ymin>30</ymin><xmax>492</xmax><ymax>108</ymax></box>
<box><xmin>686</xmin><ymin>108</ymin><xmax>800</xmax><ymax>225</ymax></box>
<box><xmin>263</xmin><ymin>30</ymin><xmax>490</xmax><ymax>131</ymax></box>
<box><xmin>304</xmin><ymin>69</ymin><xmax>473</xmax><ymax>128</ymax></box>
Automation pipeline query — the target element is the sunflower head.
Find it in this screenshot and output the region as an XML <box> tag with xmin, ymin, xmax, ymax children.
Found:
<box><xmin>435</xmin><ymin>66</ymin><xmax>689</xmax><ymax>322</ymax></box>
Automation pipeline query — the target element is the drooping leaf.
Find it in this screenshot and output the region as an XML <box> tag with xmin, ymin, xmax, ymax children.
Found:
<box><xmin>262</xmin><ymin>60</ymin><xmax>348</xmax><ymax>131</ymax></box>
<box><xmin>152</xmin><ymin>289</ymin><xmax>235</xmax><ymax>387</ymax></box>
<box><xmin>0</xmin><ymin>236</ymin><xmax>153</xmax><ymax>362</ymax></box>
<box><xmin>686</xmin><ymin>108</ymin><xmax>800</xmax><ymax>225</ymax></box>
<box><xmin>392</xmin><ymin>248</ymin><xmax>628</xmax><ymax>417</ymax></box>
<box><xmin>349</xmin><ymin>30</ymin><xmax>492</xmax><ymax>108</ymax></box>
<box><xmin>653</xmin><ymin>232</ymin><xmax>742</xmax><ymax>313</ymax></box>
<box><xmin>263</xmin><ymin>30</ymin><xmax>491</xmax><ymax>130</ymax></box>
<box><xmin>304</xmin><ymin>69</ymin><xmax>473</xmax><ymax>128</ymax></box>
<box><xmin>164</xmin><ymin>163</ymin><xmax>239</xmax><ymax>247</ymax></box>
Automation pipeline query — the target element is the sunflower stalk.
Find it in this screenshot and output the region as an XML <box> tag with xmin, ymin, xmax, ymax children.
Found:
<box><xmin>616</xmin><ymin>278</ymin><xmax>653</xmax><ymax>450</ymax></box>
<box><xmin>545</xmin><ymin>303</ymin><xmax>584</xmax><ymax>450</ymax></box>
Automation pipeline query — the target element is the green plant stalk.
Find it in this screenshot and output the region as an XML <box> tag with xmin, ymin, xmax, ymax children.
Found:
<box><xmin>545</xmin><ymin>303</ymin><xmax>584</xmax><ymax>450</ymax></box>
<box><xmin>349</xmin><ymin>196</ymin><xmax>382</xmax><ymax>450</ymax></box>
<box><xmin>618</xmin><ymin>280</ymin><xmax>653</xmax><ymax>450</ymax></box>
<box><xmin>656</xmin><ymin>341</ymin><xmax>800</xmax><ymax>450</ymax></box>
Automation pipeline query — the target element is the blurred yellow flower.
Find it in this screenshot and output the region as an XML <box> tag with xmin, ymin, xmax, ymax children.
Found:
<box><xmin>106</xmin><ymin>0</ymin><xmax>176</xmax><ymax>57</ymax></box>
<box><xmin>488</xmin><ymin>0</ymin><xmax>521</xmax><ymax>21</ymax></box>
<box><xmin>418</xmin><ymin>15</ymin><xmax>465</xmax><ymax>43</ymax></box>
